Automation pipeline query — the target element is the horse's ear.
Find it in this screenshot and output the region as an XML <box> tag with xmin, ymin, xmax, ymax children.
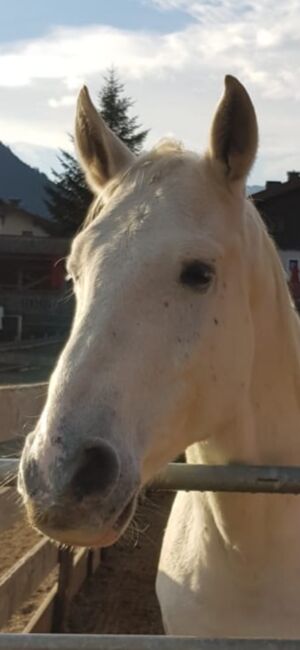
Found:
<box><xmin>208</xmin><ymin>75</ymin><xmax>258</xmax><ymax>186</ymax></box>
<box><xmin>75</xmin><ymin>86</ymin><xmax>135</xmax><ymax>193</ymax></box>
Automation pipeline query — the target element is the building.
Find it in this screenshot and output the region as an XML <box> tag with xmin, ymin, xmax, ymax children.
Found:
<box><xmin>0</xmin><ymin>236</ymin><xmax>73</xmax><ymax>341</ymax></box>
<box><xmin>0</xmin><ymin>199</ymin><xmax>54</xmax><ymax>237</ymax></box>
<box><xmin>252</xmin><ymin>171</ymin><xmax>300</xmax><ymax>302</ymax></box>
<box><xmin>0</xmin><ymin>200</ymin><xmax>74</xmax><ymax>341</ymax></box>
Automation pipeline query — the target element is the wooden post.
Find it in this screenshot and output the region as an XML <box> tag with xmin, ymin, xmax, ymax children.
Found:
<box><xmin>86</xmin><ymin>550</ymin><xmax>94</xmax><ymax>579</ymax></box>
<box><xmin>51</xmin><ymin>547</ymin><xmax>74</xmax><ymax>633</ymax></box>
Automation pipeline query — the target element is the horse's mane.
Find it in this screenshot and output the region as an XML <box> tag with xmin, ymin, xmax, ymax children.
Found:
<box><xmin>245</xmin><ymin>200</ymin><xmax>300</xmax><ymax>374</ymax></box>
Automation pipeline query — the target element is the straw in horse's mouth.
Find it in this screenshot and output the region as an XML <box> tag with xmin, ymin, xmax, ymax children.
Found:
<box><xmin>113</xmin><ymin>495</ymin><xmax>136</xmax><ymax>530</ymax></box>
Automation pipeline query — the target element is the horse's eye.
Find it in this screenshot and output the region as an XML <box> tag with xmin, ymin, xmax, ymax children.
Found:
<box><xmin>179</xmin><ymin>261</ymin><xmax>214</xmax><ymax>291</ymax></box>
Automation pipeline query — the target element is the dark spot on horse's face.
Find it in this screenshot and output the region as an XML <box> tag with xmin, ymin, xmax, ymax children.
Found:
<box><xmin>164</xmin><ymin>301</ymin><xmax>169</xmax><ymax>308</ymax></box>
<box><xmin>177</xmin><ymin>337</ymin><xmax>182</xmax><ymax>344</ymax></box>
<box><xmin>214</xmin><ymin>318</ymin><xmax>219</xmax><ymax>325</ymax></box>
<box><xmin>55</xmin><ymin>436</ymin><xmax>63</xmax><ymax>445</ymax></box>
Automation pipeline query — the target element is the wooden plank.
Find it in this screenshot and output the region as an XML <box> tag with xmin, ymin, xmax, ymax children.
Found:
<box><xmin>0</xmin><ymin>383</ymin><xmax>47</xmax><ymax>442</ymax></box>
<box><xmin>26</xmin><ymin>550</ymin><xmax>88</xmax><ymax>634</ymax></box>
<box><xmin>69</xmin><ymin>548</ymin><xmax>101</xmax><ymax>599</ymax></box>
<box><xmin>24</xmin><ymin>584</ymin><xmax>57</xmax><ymax>634</ymax></box>
<box><xmin>0</xmin><ymin>487</ymin><xmax>22</xmax><ymax>533</ymax></box>
<box><xmin>52</xmin><ymin>548</ymin><xmax>74</xmax><ymax>633</ymax></box>
<box><xmin>24</xmin><ymin>548</ymin><xmax>102</xmax><ymax>634</ymax></box>
<box><xmin>52</xmin><ymin>548</ymin><xmax>92</xmax><ymax>631</ymax></box>
<box><xmin>86</xmin><ymin>548</ymin><xmax>102</xmax><ymax>578</ymax></box>
<box><xmin>69</xmin><ymin>548</ymin><xmax>88</xmax><ymax>599</ymax></box>
<box><xmin>0</xmin><ymin>537</ymin><xmax>58</xmax><ymax>629</ymax></box>
<box><xmin>0</xmin><ymin>459</ymin><xmax>19</xmax><ymax>486</ymax></box>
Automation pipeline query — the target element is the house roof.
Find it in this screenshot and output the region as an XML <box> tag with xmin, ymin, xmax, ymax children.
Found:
<box><xmin>251</xmin><ymin>172</ymin><xmax>300</xmax><ymax>202</ymax></box>
<box><xmin>251</xmin><ymin>171</ymin><xmax>300</xmax><ymax>251</ymax></box>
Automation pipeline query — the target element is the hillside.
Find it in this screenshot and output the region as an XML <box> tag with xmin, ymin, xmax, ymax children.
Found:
<box><xmin>0</xmin><ymin>142</ymin><xmax>54</xmax><ymax>219</ymax></box>
<box><xmin>0</xmin><ymin>141</ymin><xmax>264</xmax><ymax>220</ymax></box>
<box><xmin>248</xmin><ymin>185</ymin><xmax>263</xmax><ymax>195</ymax></box>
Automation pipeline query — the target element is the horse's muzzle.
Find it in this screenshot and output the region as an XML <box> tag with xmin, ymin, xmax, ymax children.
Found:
<box><xmin>18</xmin><ymin>434</ymin><xmax>140</xmax><ymax>547</ymax></box>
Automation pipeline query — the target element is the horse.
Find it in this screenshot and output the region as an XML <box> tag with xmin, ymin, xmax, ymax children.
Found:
<box><xmin>18</xmin><ymin>75</ymin><xmax>300</xmax><ymax>638</ymax></box>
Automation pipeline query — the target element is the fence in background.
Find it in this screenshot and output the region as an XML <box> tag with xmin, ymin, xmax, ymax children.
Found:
<box><xmin>0</xmin><ymin>454</ymin><xmax>101</xmax><ymax>633</ymax></box>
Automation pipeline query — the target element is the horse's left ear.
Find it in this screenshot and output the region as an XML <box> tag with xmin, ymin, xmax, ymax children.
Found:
<box><xmin>208</xmin><ymin>75</ymin><xmax>258</xmax><ymax>186</ymax></box>
<box><xmin>75</xmin><ymin>86</ymin><xmax>135</xmax><ymax>193</ymax></box>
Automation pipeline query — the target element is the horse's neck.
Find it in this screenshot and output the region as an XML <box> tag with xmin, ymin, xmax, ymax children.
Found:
<box><xmin>186</xmin><ymin>218</ymin><xmax>300</xmax><ymax>556</ymax></box>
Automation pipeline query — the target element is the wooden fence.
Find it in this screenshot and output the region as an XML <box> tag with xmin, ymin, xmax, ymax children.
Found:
<box><xmin>0</xmin><ymin>468</ymin><xmax>102</xmax><ymax>633</ymax></box>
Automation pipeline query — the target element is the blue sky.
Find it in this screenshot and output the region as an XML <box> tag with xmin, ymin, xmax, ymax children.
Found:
<box><xmin>0</xmin><ymin>0</ymin><xmax>189</xmax><ymax>42</ymax></box>
<box><xmin>1</xmin><ymin>0</ymin><xmax>300</xmax><ymax>185</ymax></box>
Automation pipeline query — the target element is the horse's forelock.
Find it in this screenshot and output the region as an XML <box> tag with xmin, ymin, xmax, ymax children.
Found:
<box><xmin>82</xmin><ymin>139</ymin><xmax>187</xmax><ymax>230</ymax></box>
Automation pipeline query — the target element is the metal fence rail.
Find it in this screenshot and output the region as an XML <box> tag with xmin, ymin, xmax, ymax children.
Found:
<box><xmin>1</xmin><ymin>636</ymin><xmax>300</xmax><ymax>650</ymax></box>
<box><xmin>3</xmin><ymin>460</ymin><xmax>300</xmax><ymax>648</ymax></box>
<box><xmin>4</xmin><ymin>459</ymin><xmax>300</xmax><ymax>493</ymax></box>
<box><xmin>152</xmin><ymin>463</ymin><xmax>300</xmax><ymax>493</ymax></box>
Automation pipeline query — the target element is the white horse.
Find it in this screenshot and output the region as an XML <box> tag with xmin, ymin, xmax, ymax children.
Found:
<box><xmin>18</xmin><ymin>76</ymin><xmax>300</xmax><ymax>638</ymax></box>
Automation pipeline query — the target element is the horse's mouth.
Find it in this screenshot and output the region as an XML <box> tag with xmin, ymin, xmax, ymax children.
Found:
<box><xmin>23</xmin><ymin>485</ymin><xmax>139</xmax><ymax>549</ymax></box>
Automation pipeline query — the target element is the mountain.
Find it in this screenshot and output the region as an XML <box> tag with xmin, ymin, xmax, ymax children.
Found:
<box><xmin>247</xmin><ymin>185</ymin><xmax>263</xmax><ymax>195</ymax></box>
<box><xmin>0</xmin><ymin>141</ymin><xmax>265</xmax><ymax>220</ymax></box>
<box><xmin>0</xmin><ymin>142</ymin><xmax>54</xmax><ymax>219</ymax></box>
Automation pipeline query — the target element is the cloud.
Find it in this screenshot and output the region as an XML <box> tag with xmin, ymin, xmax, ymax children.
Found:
<box><xmin>0</xmin><ymin>1</ymin><xmax>299</xmax><ymax>102</ymax></box>
<box><xmin>146</xmin><ymin>0</ymin><xmax>300</xmax><ymax>98</ymax></box>
<box><xmin>0</xmin><ymin>25</ymin><xmax>192</xmax><ymax>90</ymax></box>
<box><xmin>48</xmin><ymin>95</ymin><xmax>77</xmax><ymax>108</ymax></box>
<box><xmin>0</xmin><ymin>1</ymin><xmax>300</xmax><ymax>100</ymax></box>
<box><xmin>1</xmin><ymin>0</ymin><xmax>300</xmax><ymax>184</ymax></box>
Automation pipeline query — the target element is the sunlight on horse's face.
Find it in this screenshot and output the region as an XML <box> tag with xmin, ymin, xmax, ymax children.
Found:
<box><xmin>18</xmin><ymin>77</ymin><xmax>257</xmax><ymax>547</ymax></box>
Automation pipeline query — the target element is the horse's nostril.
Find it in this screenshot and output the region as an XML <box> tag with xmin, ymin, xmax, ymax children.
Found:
<box><xmin>71</xmin><ymin>443</ymin><xmax>120</xmax><ymax>500</ymax></box>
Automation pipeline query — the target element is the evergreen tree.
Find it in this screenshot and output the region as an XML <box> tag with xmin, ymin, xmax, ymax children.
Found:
<box><xmin>99</xmin><ymin>68</ymin><xmax>148</xmax><ymax>154</ymax></box>
<box><xmin>46</xmin><ymin>69</ymin><xmax>149</xmax><ymax>233</ymax></box>
<box><xmin>46</xmin><ymin>150</ymin><xmax>92</xmax><ymax>234</ymax></box>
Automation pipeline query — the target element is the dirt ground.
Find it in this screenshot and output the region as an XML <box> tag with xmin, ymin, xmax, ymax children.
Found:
<box><xmin>67</xmin><ymin>492</ymin><xmax>173</xmax><ymax>635</ymax></box>
<box><xmin>1</xmin><ymin>491</ymin><xmax>173</xmax><ymax>634</ymax></box>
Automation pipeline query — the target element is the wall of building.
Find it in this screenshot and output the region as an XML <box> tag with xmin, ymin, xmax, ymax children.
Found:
<box><xmin>279</xmin><ymin>250</ymin><xmax>300</xmax><ymax>276</ymax></box>
<box><xmin>0</xmin><ymin>210</ymin><xmax>48</xmax><ymax>237</ymax></box>
<box><xmin>255</xmin><ymin>186</ymin><xmax>300</xmax><ymax>250</ymax></box>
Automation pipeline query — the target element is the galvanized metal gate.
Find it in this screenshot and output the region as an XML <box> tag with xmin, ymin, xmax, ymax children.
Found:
<box><xmin>1</xmin><ymin>634</ymin><xmax>300</xmax><ymax>649</ymax></box>
<box><xmin>2</xmin><ymin>459</ymin><xmax>300</xmax><ymax>649</ymax></box>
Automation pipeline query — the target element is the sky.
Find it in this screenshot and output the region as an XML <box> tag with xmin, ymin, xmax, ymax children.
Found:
<box><xmin>1</xmin><ymin>0</ymin><xmax>300</xmax><ymax>186</ymax></box>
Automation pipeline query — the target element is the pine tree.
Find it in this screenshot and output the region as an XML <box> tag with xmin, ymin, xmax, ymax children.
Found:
<box><xmin>46</xmin><ymin>69</ymin><xmax>149</xmax><ymax>233</ymax></box>
<box><xmin>99</xmin><ymin>68</ymin><xmax>148</xmax><ymax>154</ymax></box>
<box><xmin>46</xmin><ymin>150</ymin><xmax>92</xmax><ymax>234</ymax></box>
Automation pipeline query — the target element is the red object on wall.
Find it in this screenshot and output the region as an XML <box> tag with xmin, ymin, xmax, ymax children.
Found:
<box><xmin>51</xmin><ymin>258</ymin><xmax>65</xmax><ymax>290</ymax></box>
<box><xmin>288</xmin><ymin>260</ymin><xmax>300</xmax><ymax>300</ymax></box>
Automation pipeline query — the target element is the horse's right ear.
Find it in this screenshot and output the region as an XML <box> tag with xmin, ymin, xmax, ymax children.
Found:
<box><xmin>208</xmin><ymin>76</ymin><xmax>258</xmax><ymax>189</ymax></box>
<box><xmin>75</xmin><ymin>86</ymin><xmax>135</xmax><ymax>193</ymax></box>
